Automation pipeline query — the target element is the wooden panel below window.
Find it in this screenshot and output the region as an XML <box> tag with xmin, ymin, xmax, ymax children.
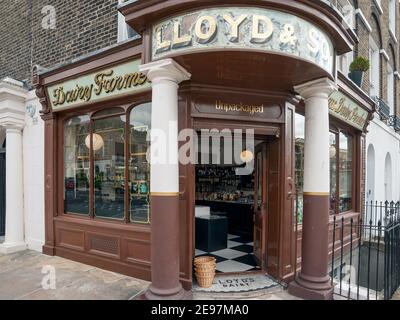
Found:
<box><xmin>57</xmin><ymin>228</ymin><xmax>85</xmax><ymax>251</ymax></box>
<box><xmin>54</xmin><ymin>217</ymin><xmax>151</xmax><ymax>281</ymax></box>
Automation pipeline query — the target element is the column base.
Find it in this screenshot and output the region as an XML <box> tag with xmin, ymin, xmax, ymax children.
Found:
<box><xmin>0</xmin><ymin>242</ymin><xmax>27</xmax><ymax>254</ymax></box>
<box><xmin>288</xmin><ymin>277</ymin><xmax>333</xmax><ymax>300</ymax></box>
<box><xmin>137</xmin><ymin>285</ymin><xmax>193</xmax><ymax>300</ymax></box>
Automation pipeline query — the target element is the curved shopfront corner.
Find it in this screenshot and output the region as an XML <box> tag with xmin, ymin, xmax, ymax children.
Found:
<box><xmin>33</xmin><ymin>0</ymin><xmax>374</xmax><ymax>300</ymax></box>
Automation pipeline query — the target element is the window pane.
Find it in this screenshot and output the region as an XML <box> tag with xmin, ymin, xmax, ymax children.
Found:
<box><xmin>64</xmin><ymin>115</ymin><xmax>90</xmax><ymax>215</ymax></box>
<box><xmin>339</xmin><ymin>132</ymin><xmax>352</xmax><ymax>212</ymax></box>
<box><xmin>329</xmin><ymin>132</ymin><xmax>337</xmax><ymax>214</ymax></box>
<box><xmin>93</xmin><ymin>115</ymin><xmax>125</xmax><ymax>220</ymax></box>
<box><xmin>129</xmin><ymin>103</ymin><xmax>151</xmax><ymax>224</ymax></box>
<box><xmin>294</xmin><ymin>113</ymin><xmax>305</xmax><ymax>223</ymax></box>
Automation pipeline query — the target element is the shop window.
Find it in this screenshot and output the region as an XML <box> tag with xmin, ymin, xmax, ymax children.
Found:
<box><xmin>329</xmin><ymin>132</ymin><xmax>337</xmax><ymax>214</ymax></box>
<box><xmin>294</xmin><ymin>113</ymin><xmax>305</xmax><ymax>224</ymax></box>
<box><xmin>338</xmin><ymin>132</ymin><xmax>353</xmax><ymax>213</ymax></box>
<box><xmin>93</xmin><ymin>114</ymin><xmax>126</xmax><ymax>220</ymax></box>
<box><xmin>64</xmin><ymin>115</ymin><xmax>90</xmax><ymax>215</ymax></box>
<box><xmin>295</xmin><ymin>113</ymin><xmax>354</xmax><ymax>219</ymax></box>
<box><xmin>63</xmin><ymin>103</ymin><xmax>151</xmax><ymax>224</ymax></box>
<box><xmin>329</xmin><ymin>130</ymin><xmax>353</xmax><ymax>214</ymax></box>
<box><xmin>129</xmin><ymin>103</ymin><xmax>151</xmax><ymax>224</ymax></box>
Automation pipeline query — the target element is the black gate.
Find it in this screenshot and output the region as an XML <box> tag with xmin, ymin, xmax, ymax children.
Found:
<box><xmin>328</xmin><ymin>201</ymin><xmax>400</xmax><ymax>300</ymax></box>
<box><xmin>0</xmin><ymin>148</ymin><xmax>5</xmax><ymax>236</ymax></box>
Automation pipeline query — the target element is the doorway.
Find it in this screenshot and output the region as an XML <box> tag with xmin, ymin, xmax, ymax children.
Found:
<box><xmin>194</xmin><ymin>136</ymin><xmax>270</xmax><ymax>274</ymax></box>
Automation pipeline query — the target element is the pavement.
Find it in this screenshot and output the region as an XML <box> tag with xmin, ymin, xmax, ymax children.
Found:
<box><xmin>392</xmin><ymin>289</ymin><xmax>400</xmax><ymax>300</ymax></box>
<box><xmin>0</xmin><ymin>250</ymin><xmax>300</xmax><ymax>300</ymax></box>
<box><xmin>0</xmin><ymin>250</ymin><xmax>149</xmax><ymax>300</ymax></box>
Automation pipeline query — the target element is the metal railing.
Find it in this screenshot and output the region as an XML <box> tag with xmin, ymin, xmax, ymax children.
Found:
<box><xmin>374</xmin><ymin>97</ymin><xmax>391</xmax><ymax>121</ymax></box>
<box><xmin>330</xmin><ymin>201</ymin><xmax>400</xmax><ymax>300</ymax></box>
<box><xmin>389</xmin><ymin>115</ymin><xmax>400</xmax><ymax>132</ymax></box>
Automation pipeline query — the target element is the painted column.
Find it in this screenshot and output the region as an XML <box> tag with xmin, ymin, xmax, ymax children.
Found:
<box><xmin>139</xmin><ymin>59</ymin><xmax>191</xmax><ymax>300</ymax></box>
<box><xmin>0</xmin><ymin>125</ymin><xmax>26</xmax><ymax>253</ymax></box>
<box><xmin>0</xmin><ymin>78</ymin><xmax>27</xmax><ymax>254</ymax></box>
<box><xmin>289</xmin><ymin>78</ymin><xmax>337</xmax><ymax>300</ymax></box>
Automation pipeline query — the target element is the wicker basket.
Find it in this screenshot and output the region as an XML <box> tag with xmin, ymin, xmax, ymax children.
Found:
<box><xmin>194</xmin><ymin>256</ymin><xmax>216</xmax><ymax>266</ymax></box>
<box><xmin>195</xmin><ymin>271</ymin><xmax>215</xmax><ymax>288</ymax></box>
<box><xmin>194</xmin><ymin>256</ymin><xmax>216</xmax><ymax>288</ymax></box>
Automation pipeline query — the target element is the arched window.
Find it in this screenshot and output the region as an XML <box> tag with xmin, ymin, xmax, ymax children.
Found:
<box><xmin>384</xmin><ymin>153</ymin><xmax>392</xmax><ymax>201</ymax></box>
<box><xmin>366</xmin><ymin>144</ymin><xmax>375</xmax><ymax>202</ymax></box>
<box><xmin>63</xmin><ymin>103</ymin><xmax>152</xmax><ymax>224</ymax></box>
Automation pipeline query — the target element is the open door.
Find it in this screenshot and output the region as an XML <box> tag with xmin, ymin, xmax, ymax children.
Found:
<box><xmin>253</xmin><ymin>142</ymin><xmax>267</xmax><ymax>270</ymax></box>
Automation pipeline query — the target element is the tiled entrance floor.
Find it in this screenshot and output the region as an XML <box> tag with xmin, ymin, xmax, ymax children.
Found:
<box><xmin>195</xmin><ymin>234</ymin><xmax>261</xmax><ymax>273</ymax></box>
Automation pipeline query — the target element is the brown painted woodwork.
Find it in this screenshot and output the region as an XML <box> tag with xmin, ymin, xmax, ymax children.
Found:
<box><xmin>173</xmin><ymin>52</ymin><xmax>332</xmax><ymax>94</ymax></box>
<box><xmin>266</xmin><ymin>136</ymin><xmax>280</xmax><ymax>278</ymax></box>
<box><xmin>253</xmin><ymin>142</ymin><xmax>267</xmax><ymax>269</ymax></box>
<box><xmin>289</xmin><ymin>194</ymin><xmax>333</xmax><ymax>300</ymax></box>
<box><xmin>146</xmin><ymin>195</ymin><xmax>184</xmax><ymax>299</ymax></box>
<box><xmin>280</xmin><ymin>103</ymin><xmax>296</xmax><ymax>282</ymax></box>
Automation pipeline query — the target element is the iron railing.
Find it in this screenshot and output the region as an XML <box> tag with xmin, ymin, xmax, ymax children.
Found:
<box><xmin>330</xmin><ymin>201</ymin><xmax>400</xmax><ymax>300</ymax></box>
<box><xmin>374</xmin><ymin>97</ymin><xmax>391</xmax><ymax>121</ymax></box>
<box><xmin>389</xmin><ymin>115</ymin><xmax>400</xmax><ymax>132</ymax></box>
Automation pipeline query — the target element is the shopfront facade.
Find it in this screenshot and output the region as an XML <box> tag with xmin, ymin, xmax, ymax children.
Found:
<box><xmin>33</xmin><ymin>0</ymin><xmax>375</xmax><ymax>300</ymax></box>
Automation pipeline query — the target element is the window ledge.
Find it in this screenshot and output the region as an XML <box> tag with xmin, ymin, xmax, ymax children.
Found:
<box><xmin>373</xmin><ymin>0</ymin><xmax>383</xmax><ymax>15</ymax></box>
<box><xmin>355</xmin><ymin>9</ymin><xmax>372</xmax><ymax>33</ymax></box>
<box><xmin>389</xmin><ymin>29</ymin><xmax>398</xmax><ymax>44</ymax></box>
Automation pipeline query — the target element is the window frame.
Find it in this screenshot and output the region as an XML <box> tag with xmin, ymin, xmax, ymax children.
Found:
<box><xmin>294</xmin><ymin>110</ymin><xmax>359</xmax><ymax>220</ymax></box>
<box><xmin>59</xmin><ymin>97</ymin><xmax>152</xmax><ymax>226</ymax></box>
<box><xmin>328</xmin><ymin>124</ymin><xmax>356</xmax><ymax>215</ymax></box>
<box><xmin>387</xmin><ymin>62</ymin><xmax>395</xmax><ymax>115</ymax></box>
<box><xmin>369</xmin><ymin>36</ymin><xmax>380</xmax><ymax>98</ymax></box>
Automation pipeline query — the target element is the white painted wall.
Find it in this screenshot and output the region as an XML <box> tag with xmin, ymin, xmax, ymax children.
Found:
<box><xmin>366</xmin><ymin>117</ymin><xmax>400</xmax><ymax>203</ymax></box>
<box><xmin>23</xmin><ymin>90</ymin><xmax>45</xmax><ymax>251</ymax></box>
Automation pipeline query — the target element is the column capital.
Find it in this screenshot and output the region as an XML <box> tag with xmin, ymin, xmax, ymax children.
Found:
<box><xmin>294</xmin><ymin>78</ymin><xmax>337</xmax><ymax>100</ymax></box>
<box><xmin>139</xmin><ymin>58</ymin><xmax>191</xmax><ymax>84</ymax></box>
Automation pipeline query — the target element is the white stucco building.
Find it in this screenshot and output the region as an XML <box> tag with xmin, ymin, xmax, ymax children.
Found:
<box><xmin>0</xmin><ymin>78</ymin><xmax>44</xmax><ymax>253</ymax></box>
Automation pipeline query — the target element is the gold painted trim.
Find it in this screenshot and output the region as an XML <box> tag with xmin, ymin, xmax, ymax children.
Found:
<box><xmin>150</xmin><ymin>192</ymin><xmax>180</xmax><ymax>197</ymax></box>
<box><xmin>303</xmin><ymin>192</ymin><xmax>330</xmax><ymax>196</ymax></box>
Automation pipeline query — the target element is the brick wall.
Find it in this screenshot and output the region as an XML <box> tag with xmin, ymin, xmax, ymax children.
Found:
<box><xmin>356</xmin><ymin>0</ymin><xmax>400</xmax><ymax>117</ymax></box>
<box><xmin>0</xmin><ymin>0</ymin><xmax>119</xmax><ymax>85</ymax></box>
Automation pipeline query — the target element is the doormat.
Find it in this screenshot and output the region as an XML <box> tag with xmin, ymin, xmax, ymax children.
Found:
<box><xmin>193</xmin><ymin>274</ymin><xmax>279</xmax><ymax>293</ymax></box>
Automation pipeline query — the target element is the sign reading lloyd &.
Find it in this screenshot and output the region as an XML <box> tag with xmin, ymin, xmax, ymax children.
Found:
<box><xmin>47</xmin><ymin>59</ymin><xmax>150</xmax><ymax>112</ymax></box>
<box><xmin>328</xmin><ymin>91</ymin><xmax>368</xmax><ymax>130</ymax></box>
<box><xmin>152</xmin><ymin>7</ymin><xmax>334</xmax><ymax>74</ymax></box>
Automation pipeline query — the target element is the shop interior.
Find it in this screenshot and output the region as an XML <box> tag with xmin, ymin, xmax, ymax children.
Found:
<box><xmin>194</xmin><ymin>136</ymin><xmax>263</xmax><ymax>274</ymax></box>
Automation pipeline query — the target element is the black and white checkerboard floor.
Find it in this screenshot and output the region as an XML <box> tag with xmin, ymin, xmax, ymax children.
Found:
<box><xmin>195</xmin><ymin>234</ymin><xmax>261</xmax><ymax>273</ymax></box>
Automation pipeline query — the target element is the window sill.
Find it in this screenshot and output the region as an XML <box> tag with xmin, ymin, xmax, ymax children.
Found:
<box><xmin>389</xmin><ymin>29</ymin><xmax>398</xmax><ymax>44</ymax></box>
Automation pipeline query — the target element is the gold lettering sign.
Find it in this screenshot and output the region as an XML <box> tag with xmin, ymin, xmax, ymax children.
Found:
<box><xmin>328</xmin><ymin>91</ymin><xmax>368</xmax><ymax>131</ymax></box>
<box><xmin>215</xmin><ymin>100</ymin><xmax>264</xmax><ymax>115</ymax></box>
<box><xmin>152</xmin><ymin>7</ymin><xmax>334</xmax><ymax>74</ymax></box>
<box><xmin>47</xmin><ymin>60</ymin><xmax>150</xmax><ymax>111</ymax></box>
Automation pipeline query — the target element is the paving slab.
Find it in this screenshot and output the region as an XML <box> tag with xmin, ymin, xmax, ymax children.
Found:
<box><xmin>0</xmin><ymin>250</ymin><xmax>149</xmax><ymax>300</ymax></box>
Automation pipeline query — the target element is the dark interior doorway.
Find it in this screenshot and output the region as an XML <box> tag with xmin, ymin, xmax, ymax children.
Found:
<box><xmin>194</xmin><ymin>135</ymin><xmax>268</xmax><ymax>274</ymax></box>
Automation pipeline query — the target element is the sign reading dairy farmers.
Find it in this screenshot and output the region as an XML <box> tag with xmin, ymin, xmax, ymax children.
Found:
<box><xmin>329</xmin><ymin>91</ymin><xmax>368</xmax><ymax>130</ymax></box>
<box><xmin>152</xmin><ymin>7</ymin><xmax>334</xmax><ymax>74</ymax></box>
<box><xmin>47</xmin><ymin>59</ymin><xmax>150</xmax><ymax>111</ymax></box>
